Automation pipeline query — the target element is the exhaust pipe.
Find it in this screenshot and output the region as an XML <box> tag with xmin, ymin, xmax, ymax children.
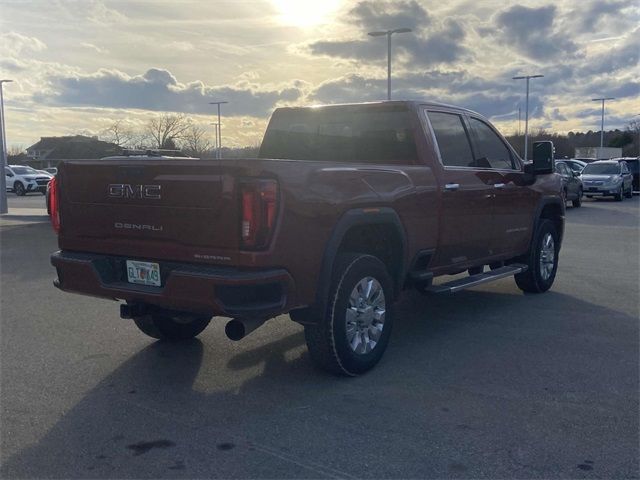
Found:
<box><xmin>225</xmin><ymin>318</ymin><xmax>267</xmax><ymax>341</ymax></box>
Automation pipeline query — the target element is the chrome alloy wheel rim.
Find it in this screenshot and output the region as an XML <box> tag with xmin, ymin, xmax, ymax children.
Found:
<box><xmin>345</xmin><ymin>277</ymin><xmax>386</xmax><ymax>355</ymax></box>
<box><xmin>539</xmin><ymin>233</ymin><xmax>555</xmax><ymax>281</ymax></box>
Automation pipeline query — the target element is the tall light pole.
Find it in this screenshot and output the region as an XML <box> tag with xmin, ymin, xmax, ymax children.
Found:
<box><xmin>513</xmin><ymin>74</ymin><xmax>543</xmax><ymax>161</ymax></box>
<box><xmin>368</xmin><ymin>28</ymin><xmax>412</xmax><ymax>101</ymax></box>
<box><xmin>591</xmin><ymin>97</ymin><xmax>615</xmax><ymax>149</ymax></box>
<box><xmin>210</xmin><ymin>122</ymin><xmax>219</xmax><ymax>157</ymax></box>
<box><xmin>0</xmin><ymin>79</ymin><xmax>13</xmax><ymax>215</ymax></box>
<box><xmin>634</xmin><ymin>114</ymin><xmax>640</xmax><ymax>157</ymax></box>
<box><xmin>209</xmin><ymin>101</ymin><xmax>228</xmax><ymax>159</ymax></box>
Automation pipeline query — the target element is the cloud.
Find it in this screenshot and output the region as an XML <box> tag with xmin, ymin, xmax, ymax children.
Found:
<box><xmin>348</xmin><ymin>0</ymin><xmax>431</xmax><ymax>32</ymax></box>
<box><xmin>1</xmin><ymin>32</ymin><xmax>47</xmax><ymax>55</ymax></box>
<box><xmin>306</xmin><ymin>1</ymin><xmax>468</xmax><ymax>66</ymax></box>
<box><xmin>35</xmin><ymin>68</ymin><xmax>303</xmax><ymax>117</ymax></box>
<box><xmin>492</xmin><ymin>5</ymin><xmax>580</xmax><ymax>61</ymax></box>
<box><xmin>577</xmin><ymin>27</ymin><xmax>640</xmax><ymax>76</ymax></box>
<box><xmin>578</xmin><ymin>0</ymin><xmax>636</xmax><ymax>30</ymax></box>
<box><xmin>308</xmin><ymin>71</ymin><xmax>545</xmax><ymax>120</ymax></box>
<box><xmin>80</xmin><ymin>42</ymin><xmax>108</xmax><ymax>54</ymax></box>
<box><xmin>403</xmin><ymin>18</ymin><xmax>469</xmax><ymax>65</ymax></box>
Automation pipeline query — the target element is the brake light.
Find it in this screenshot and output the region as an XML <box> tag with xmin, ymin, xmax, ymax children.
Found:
<box><xmin>240</xmin><ymin>179</ymin><xmax>278</xmax><ymax>250</ymax></box>
<box><xmin>49</xmin><ymin>176</ymin><xmax>60</xmax><ymax>234</ymax></box>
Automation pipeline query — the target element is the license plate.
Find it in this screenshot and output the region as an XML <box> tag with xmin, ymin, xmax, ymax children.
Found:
<box><xmin>126</xmin><ymin>260</ymin><xmax>161</xmax><ymax>286</ymax></box>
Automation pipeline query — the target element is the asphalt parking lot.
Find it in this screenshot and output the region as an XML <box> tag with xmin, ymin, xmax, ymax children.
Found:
<box><xmin>1</xmin><ymin>193</ymin><xmax>638</xmax><ymax>479</ymax></box>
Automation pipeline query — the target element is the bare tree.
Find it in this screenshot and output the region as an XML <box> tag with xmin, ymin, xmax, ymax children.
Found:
<box><xmin>7</xmin><ymin>144</ymin><xmax>24</xmax><ymax>157</ymax></box>
<box><xmin>145</xmin><ymin>114</ymin><xmax>192</xmax><ymax>149</ymax></box>
<box><xmin>103</xmin><ymin>120</ymin><xmax>135</xmax><ymax>147</ymax></box>
<box><xmin>180</xmin><ymin>125</ymin><xmax>212</xmax><ymax>158</ymax></box>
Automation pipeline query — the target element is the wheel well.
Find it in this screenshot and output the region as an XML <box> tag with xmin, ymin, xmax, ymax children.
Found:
<box><xmin>540</xmin><ymin>203</ymin><xmax>564</xmax><ymax>242</ymax></box>
<box><xmin>336</xmin><ymin>223</ymin><xmax>404</xmax><ymax>298</ymax></box>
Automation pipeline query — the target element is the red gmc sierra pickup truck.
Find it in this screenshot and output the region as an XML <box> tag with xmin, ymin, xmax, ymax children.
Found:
<box><xmin>50</xmin><ymin>101</ymin><xmax>564</xmax><ymax>375</ymax></box>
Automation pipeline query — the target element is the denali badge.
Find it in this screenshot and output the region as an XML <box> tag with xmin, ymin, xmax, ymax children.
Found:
<box><xmin>115</xmin><ymin>222</ymin><xmax>163</xmax><ymax>232</ymax></box>
<box><xmin>108</xmin><ymin>184</ymin><xmax>161</xmax><ymax>199</ymax></box>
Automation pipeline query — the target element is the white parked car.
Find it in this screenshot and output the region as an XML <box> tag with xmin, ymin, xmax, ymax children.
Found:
<box><xmin>5</xmin><ymin>165</ymin><xmax>51</xmax><ymax>196</ymax></box>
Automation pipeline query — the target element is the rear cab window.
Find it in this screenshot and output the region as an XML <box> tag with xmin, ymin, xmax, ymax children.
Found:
<box><xmin>259</xmin><ymin>104</ymin><xmax>419</xmax><ymax>164</ymax></box>
<box><xmin>424</xmin><ymin>111</ymin><xmax>475</xmax><ymax>168</ymax></box>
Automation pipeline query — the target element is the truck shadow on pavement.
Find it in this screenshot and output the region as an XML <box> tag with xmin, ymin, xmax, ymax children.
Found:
<box><xmin>1</xmin><ymin>288</ymin><xmax>638</xmax><ymax>479</ymax></box>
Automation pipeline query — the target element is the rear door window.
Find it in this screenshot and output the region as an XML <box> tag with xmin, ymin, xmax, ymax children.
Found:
<box><xmin>426</xmin><ymin>111</ymin><xmax>475</xmax><ymax>168</ymax></box>
<box><xmin>468</xmin><ymin>117</ymin><xmax>515</xmax><ymax>170</ymax></box>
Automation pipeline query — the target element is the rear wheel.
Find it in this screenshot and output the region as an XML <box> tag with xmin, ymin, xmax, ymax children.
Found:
<box><xmin>133</xmin><ymin>311</ymin><xmax>211</xmax><ymax>341</ymax></box>
<box><xmin>14</xmin><ymin>182</ymin><xmax>25</xmax><ymax>196</ymax></box>
<box><xmin>304</xmin><ymin>253</ymin><xmax>394</xmax><ymax>376</ymax></box>
<box><xmin>514</xmin><ymin>219</ymin><xmax>559</xmax><ymax>293</ymax></box>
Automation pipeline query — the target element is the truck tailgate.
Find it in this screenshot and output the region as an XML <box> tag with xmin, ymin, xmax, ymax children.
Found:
<box><xmin>58</xmin><ymin>160</ymin><xmax>240</xmax><ymax>261</ymax></box>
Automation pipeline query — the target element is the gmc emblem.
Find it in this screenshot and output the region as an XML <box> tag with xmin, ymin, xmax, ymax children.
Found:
<box><xmin>108</xmin><ymin>184</ymin><xmax>161</xmax><ymax>200</ymax></box>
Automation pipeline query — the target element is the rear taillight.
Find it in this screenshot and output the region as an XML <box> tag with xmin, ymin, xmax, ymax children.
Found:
<box><xmin>49</xmin><ymin>176</ymin><xmax>60</xmax><ymax>234</ymax></box>
<box><xmin>240</xmin><ymin>179</ymin><xmax>278</xmax><ymax>250</ymax></box>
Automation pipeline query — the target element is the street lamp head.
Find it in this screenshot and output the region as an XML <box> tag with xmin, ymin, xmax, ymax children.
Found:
<box><xmin>392</xmin><ymin>27</ymin><xmax>412</xmax><ymax>34</ymax></box>
<box><xmin>592</xmin><ymin>97</ymin><xmax>615</xmax><ymax>101</ymax></box>
<box><xmin>0</xmin><ymin>79</ymin><xmax>13</xmax><ymax>84</ymax></box>
<box><xmin>368</xmin><ymin>31</ymin><xmax>387</xmax><ymax>37</ymax></box>
<box><xmin>512</xmin><ymin>75</ymin><xmax>544</xmax><ymax>80</ymax></box>
<box><xmin>209</xmin><ymin>101</ymin><xmax>228</xmax><ymax>105</ymax></box>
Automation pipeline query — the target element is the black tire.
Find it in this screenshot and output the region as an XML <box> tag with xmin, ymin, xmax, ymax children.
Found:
<box><xmin>586</xmin><ymin>195</ymin><xmax>593</xmax><ymax>199</ymax></box>
<box><xmin>625</xmin><ymin>186</ymin><xmax>633</xmax><ymax>198</ymax></box>
<box><xmin>468</xmin><ymin>265</ymin><xmax>484</xmax><ymax>276</ymax></box>
<box><xmin>133</xmin><ymin>311</ymin><xmax>211</xmax><ymax>341</ymax></box>
<box><xmin>615</xmin><ymin>186</ymin><xmax>623</xmax><ymax>201</ymax></box>
<box><xmin>304</xmin><ymin>253</ymin><xmax>394</xmax><ymax>376</ymax></box>
<box><xmin>514</xmin><ymin>219</ymin><xmax>560</xmax><ymax>293</ymax></box>
<box><xmin>572</xmin><ymin>189</ymin><xmax>582</xmax><ymax>208</ymax></box>
<box><xmin>14</xmin><ymin>182</ymin><xmax>25</xmax><ymax>196</ymax></box>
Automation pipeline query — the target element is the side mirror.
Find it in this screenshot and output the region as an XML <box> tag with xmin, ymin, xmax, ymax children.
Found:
<box><xmin>532</xmin><ymin>141</ymin><xmax>554</xmax><ymax>174</ymax></box>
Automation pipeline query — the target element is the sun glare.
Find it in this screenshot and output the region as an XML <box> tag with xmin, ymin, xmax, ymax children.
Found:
<box><xmin>271</xmin><ymin>0</ymin><xmax>342</xmax><ymax>27</ymax></box>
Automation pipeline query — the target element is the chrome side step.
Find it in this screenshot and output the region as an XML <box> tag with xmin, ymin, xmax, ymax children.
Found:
<box><xmin>425</xmin><ymin>264</ymin><xmax>528</xmax><ymax>294</ymax></box>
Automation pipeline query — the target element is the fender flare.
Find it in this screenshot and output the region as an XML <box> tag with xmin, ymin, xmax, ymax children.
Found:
<box><xmin>531</xmin><ymin>196</ymin><xmax>565</xmax><ymax>246</ymax></box>
<box><xmin>313</xmin><ymin>207</ymin><xmax>408</xmax><ymax>315</ymax></box>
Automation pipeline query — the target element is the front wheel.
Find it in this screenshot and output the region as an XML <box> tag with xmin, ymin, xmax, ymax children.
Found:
<box><xmin>514</xmin><ymin>219</ymin><xmax>560</xmax><ymax>293</ymax></box>
<box><xmin>133</xmin><ymin>311</ymin><xmax>211</xmax><ymax>341</ymax></box>
<box><xmin>615</xmin><ymin>186</ymin><xmax>623</xmax><ymax>201</ymax></box>
<box><xmin>572</xmin><ymin>189</ymin><xmax>582</xmax><ymax>208</ymax></box>
<box><xmin>14</xmin><ymin>182</ymin><xmax>25</xmax><ymax>196</ymax></box>
<box><xmin>304</xmin><ymin>254</ymin><xmax>394</xmax><ymax>376</ymax></box>
<box><xmin>625</xmin><ymin>186</ymin><xmax>633</xmax><ymax>198</ymax></box>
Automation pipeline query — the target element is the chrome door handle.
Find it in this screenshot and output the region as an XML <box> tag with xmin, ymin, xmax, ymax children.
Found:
<box><xmin>444</xmin><ymin>183</ymin><xmax>460</xmax><ymax>191</ymax></box>
<box><xmin>493</xmin><ymin>183</ymin><xmax>506</xmax><ymax>189</ymax></box>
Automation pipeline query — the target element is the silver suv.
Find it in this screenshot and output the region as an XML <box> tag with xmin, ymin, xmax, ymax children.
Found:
<box><xmin>582</xmin><ymin>160</ymin><xmax>633</xmax><ymax>201</ymax></box>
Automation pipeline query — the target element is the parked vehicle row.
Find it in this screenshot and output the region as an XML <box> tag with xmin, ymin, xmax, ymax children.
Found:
<box><xmin>554</xmin><ymin>157</ymin><xmax>637</xmax><ymax>205</ymax></box>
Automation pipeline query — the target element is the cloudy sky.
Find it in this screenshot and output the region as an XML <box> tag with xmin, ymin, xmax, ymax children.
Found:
<box><xmin>1</xmin><ymin>0</ymin><xmax>638</xmax><ymax>148</ymax></box>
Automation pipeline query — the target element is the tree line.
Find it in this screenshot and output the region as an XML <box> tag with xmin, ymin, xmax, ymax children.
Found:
<box><xmin>505</xmin><ymin>119</ymin><xmax>639</xmax><ymax>159</ymax></box>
